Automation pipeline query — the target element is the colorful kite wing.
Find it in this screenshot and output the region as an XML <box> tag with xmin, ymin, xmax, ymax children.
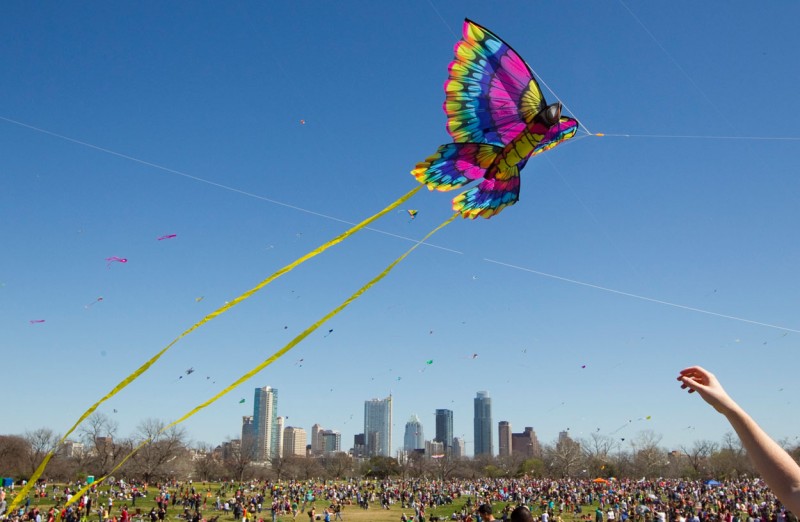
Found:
<box><xmin>452</xmin><ymin>165</ymin><xmax>521</xmax><ymax>219</ymax></box>
<box><xmin>412</xmin><ymin>143</ymin><xmax>502</xmax><ymax>191</ymax></box>
<box><xmin>444</xmin><ymin>19</ymin><xmax>546</xmax><ymax>146</ymax></box>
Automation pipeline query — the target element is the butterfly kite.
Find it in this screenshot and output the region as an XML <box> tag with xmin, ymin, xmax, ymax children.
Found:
<box><xmin>413</xmin><ymin>19</ymin><xmax>578</xmax><ymax>219</ymax></box>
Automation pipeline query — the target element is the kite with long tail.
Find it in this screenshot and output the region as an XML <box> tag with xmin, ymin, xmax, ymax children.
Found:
<box><xmin>413</xmin><ymin>19</ymin><xmax>579</xmax><ymax>218</ymax></box>
<box><xmin>10</xmin><ymin>20</ymin><xmax>578</xmax><ymax>514</ymax></box>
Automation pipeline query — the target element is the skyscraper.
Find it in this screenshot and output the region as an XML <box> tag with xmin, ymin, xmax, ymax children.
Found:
<box><xmin>474</xmin><ymin>391</ymin><xmax>493</xmax><ymax>456</ymax></box>
<box><xmin>311</xmin><ymin>423</ymin><xmax>324</xmax><ymax>455</ymax></box>
<box><xmin>364</xmin><ymin>395</ymin><xmax>392</xmax><ymax>456</ymax></box>
<box><xmin>321</xmin><ymin>430</ymin><xmax>341</xmax><ymax>454</ymax></box>
<box><xmin>403</xmin><ymin>414</ymin><xmax>424</xmax><ymax>451</ymax></box>
<box><xmin>275</xmin><ymin>416</ymin><xmax>285</xmax><ymax>459</ymax></box>
<box><xmin>241</xmin><ymin>416</ymin><xmax>256</xmax><ymax>458</ymax></box>
<box><xmin>434</xmin><ymin>409</ymin><xmax>453</xmax><ymax>454</ymax></box>
<box><xmin>452</xmin><ymin>437</ymin><xmax>465</xmax><ymax>458</ymax></box>
<box><xmin>253</xmin><ymin>386</ymin><xmax>279</xmax><ymax>462</ymax></box>
<box><xmin>498</xmin><ymin>421</ymin><xmax>512</xmax><ymax>457</ymax></box>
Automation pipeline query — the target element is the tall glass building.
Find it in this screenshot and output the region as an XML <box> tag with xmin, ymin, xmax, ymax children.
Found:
<box><xmin>434</xmin><ymin>409</ymin><xmax>453</xmax><ymax>454</ymax></box>
<box><xmin>253</xmin><ymin>386</ymin><xmax>279</xmax><ymax>462</ymax></box>
<box><xmin>403</xmin><ymin>414</ymin><xmax>424</xmax><ymax>451</ymax></box>
<box><xmin>474</xmin><ymin>391</ymin><xmax>493</xmax><ymax>456</ymax></box>
<box><xmin>364</xmin><ymin>395</ymin><xmax>392</xmax><ymax>456</ymax></box>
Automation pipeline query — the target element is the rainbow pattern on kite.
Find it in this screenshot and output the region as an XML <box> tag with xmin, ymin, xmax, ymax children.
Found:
<box><xmin>412</xmin><ymin>19</ymin><xmax>579</xmax><ymax>219</ymax></box>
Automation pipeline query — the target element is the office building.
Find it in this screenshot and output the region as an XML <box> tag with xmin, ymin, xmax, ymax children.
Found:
<box><xmin>452</xmin><ymin>437</ymin><xmax>465</xmax><ymax>458</ymax></box>
<box><xmin>253</xmin><ymin>386</ymin><xmax>279</xmax><ymax>462</ymax></box>
<box><xmin>511</xmin><ymin>427</ymin><xmax>542</xmax><ymax>458</ymax></box>
<box><xmin>474</xmin><ymin>391</ymin><xmax>493</xmax><ymax>456</ymax></box>
<box><xmin>364</xmin><ymin>395</ymin><xmax>392</xmax><ymax>456</ymax></box>
<box><xmin>498</xmin><ymin>421</ymin><xmax>512</xmax><ymax>457</ymax></box>
<box><xmin>434</xmin><ymin>409</ymin><xmax>453</xmax><ymax>454</ymax></box>
<box><xmin>403</xmin><ymin>414</ymin><xmax>425</xmax><ymax>451</ymax></box>
<box><xmin>321</xmin><ymin>430</ymin><xmax>341</xmax><ymax>454</ymax></box>
<box><xmin>283</xmin><ymin>426</ymin><xmax>307</xmax><ymax>458</ymax></box>
<box><xmin>241</xmin><ymin>416</ymin><xmax>256</xmax><ymax>458</ymax></box>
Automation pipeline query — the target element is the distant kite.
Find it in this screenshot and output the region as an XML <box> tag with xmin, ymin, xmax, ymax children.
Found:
<box><xmin>105</xmin><ymin>257</ymin><xmax>127</xmax><ymax>268</ymax></box>
<box><xmin>407</xmin><ymin>209</ymin><xmax>418</xmax><ymax>220</ymax></box>
<box><xmin>157</xmin><ymin>234</ymin><xmax>177</xmax><ymax>241</ymax></box>
<box><xmin>29</xmin><ymin>319</ymin><xmax>45</xmax><ymax>324</ymax></box>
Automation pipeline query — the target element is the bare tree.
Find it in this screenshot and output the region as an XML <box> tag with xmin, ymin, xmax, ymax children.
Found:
<box><xmin>431</xmin><ymin>453</ymin><xmax>460</xmax><ymax>481</ymax></box>
<box><xmin>580</xmin><ymin>433</ymin><xmax>615</xmax><ymax>477</ymax></box>
<box><xmin>23</xmin><ymin>428</ymin><xmax>60</xmax><ymax>477</ymax></box>
<box><xmin>128</xmin><ymin>419</ymin><xmax>188</xmax><ymax>482</ymax></box>
<box><xmin>680</xmin><ymin>439</ymin><xmax>718</xmax><ymax>477</ymax></box>
<box><xmin>223</xmin><ymin>438</ymin><xmax>255</xmax><ymax>482</ymax></box>
<box><xmin>545</xmin><ymin>438</ymin><xmax>583</xmax><ymax>477</ymax></box>
<box><xmin>322</xmin><ymin>452</ymin><xmax>353</xmax><ymax>479</ymax></box>
<box><xmin>631</xmin><ymin>430</ymin><xmax>667</xmax><ymax>478</ymax></box>
<box><xmin>0</xmin><ymin>435</ymin><xmax>29</xmax><ymax>476</ymax></box>
<box><xmin>79</xmin><ymin>412</ymin><xmax>126</xmax><ymax>476</ymax></box>
<box><xmin>193</xmin><ymin>443</ymin><xmax>222</xmax><ymax>481</ymax></box>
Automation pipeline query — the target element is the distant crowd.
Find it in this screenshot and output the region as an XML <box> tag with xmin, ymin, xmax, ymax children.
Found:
<box><xmin>0</xmin><ymin>476</ymin><xmax>795</xmax><ymax>522</ymax></box>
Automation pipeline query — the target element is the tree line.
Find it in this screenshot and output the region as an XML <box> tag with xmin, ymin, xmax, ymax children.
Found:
<box><xmin>3</xmin><ymin>413</ymin><xmax>799</xmax><ymax>483</ymax></box>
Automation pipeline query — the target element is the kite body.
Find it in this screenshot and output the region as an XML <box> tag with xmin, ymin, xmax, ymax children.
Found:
<box><xmin>412</xmin><ymin>19</ymin><xmax>578</xmax><ymax>219</ymax></box>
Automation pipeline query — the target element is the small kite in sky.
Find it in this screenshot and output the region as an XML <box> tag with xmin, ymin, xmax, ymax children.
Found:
<box><xmin>407</xmin><ymin>209</ymin><xmax>418</xmax><ymax>220</ymax></box>
<box><xmin>157</xmin><ymin>234</ymin><xmax>177</xmax><ymax>241</ymax></box>
<box><xmin>239</xmin><ymin>399</ymin><xmax>246</xmax><ymax>404</ymax></box>
<box><xmin>412</xmin><ymin>19</ymin><xmax>578</xmax><ymax>219</ymax></box>
<box><xmin>29</xmin><ymin>319</ymin><xmax>45</xmax><ymax>324</ymax></box>
<box><xmin>185</xmin><ymin>367</ymin><xmax>195</xmax><ymax>375</ymax></box>
<box><xmin>195</xmin><ymin>296</ymin><xmax>204</xmax><ymax>302</ymax></box>
<box><xmin>323</xmin><ymin>329</ymin><xmax>334</xmax><ymax>338</ymax></box>
<box><xmin>105</xmin><ymin>256</ymin><xmax>127</xmax><ymax>268</ymax></box>
<box><xmin>581</xmin><ymin>364</ymin><xmax>586</xmax><ymax>369</ymax></box>
<box><xmin>299</xmin><ymin>119</ymin><xmax>306</xmax><ymax>125</ymax></box>
<box><xmin>85</xmin><ymin>297</ymin><xmax>104</xmax><ymax>309</ymax></box>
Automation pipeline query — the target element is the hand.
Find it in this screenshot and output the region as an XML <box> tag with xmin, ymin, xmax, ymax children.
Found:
<box><xmin>677</xmin><ymin>366</ymin><xmax>737</xmax><ymax>415</ymax></box>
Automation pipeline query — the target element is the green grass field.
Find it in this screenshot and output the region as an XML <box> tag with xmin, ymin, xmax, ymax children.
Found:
<box><xmin>17</xmin><ymin>484</ymin><xmax>596</xmax><ymax>522</ymax></box>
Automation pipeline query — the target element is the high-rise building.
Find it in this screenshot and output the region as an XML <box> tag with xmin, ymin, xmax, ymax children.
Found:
<box><xmin>276</xmin><ymin>416</ymin><xmax>285</xmax><ymax>459</ymax></box>
<box><xmin>253</xmin><ymin>386</ymin><xmax>279</xmax><ymax>462</ymax></box>
<box><xmin>321</xmin><ymin>430</ymin><xmax>341</xmax><ymax>454</ymax></box>
<box><xmin>364</xmin><ymin>395</ymin><xmax>392</xmax><ymax>456</ymax></box>
<box><xmin>434</xmin><ymin>409</ymin><xmax>453</xmax><ymax>454</ymax></box>
<box><xmin>498</xmin><ymin>421</ymin><xmax>512</xmax><ymax>457</ymax></box>
<box><xmin>403</xmin><ymin>414</ymin><xmax>425</xmax><ymax>451</ymax></box>
<box><xmin>425</xmin><ymin>440</ymin><xmax>444</xmax><ymax>458</ymax></box>
<box><xmin>283</xmin><ymin>426</ymin><xmax>307</xmax><ymax>458</ymax></box>
<box><xmin>474</xmin><ymin>391</ymin><xmax>493</xmax><ymax>456</ymax></box>
<box><xmin>311</xmin><ymin>423</ymin><xmax>324</xmax><ymax>455</ymax></box>
<box><xmin>511</xmin><ymin>427</ymin><xmax>542</xmax><ymax>458</ymax></box>
<box><xmin>241</xmin><ymin>416</ymin><xmax>256</xmax><ymax>458</ymax></box>
<box><xmin>352</xmin><ymin>433</ymin><xmax>366</xmax><ymax>458</ymax></box>
<box><xmin>452</xmin><ymin>437</ymin><xmax>465</xmax><ymax>458</ymax></box>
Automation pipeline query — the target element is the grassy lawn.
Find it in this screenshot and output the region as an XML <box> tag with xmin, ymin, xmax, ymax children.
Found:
<box><xmin>17</xmin><ymin>484</ymin><xmax>596</xmax><ymax>522</ymax></box>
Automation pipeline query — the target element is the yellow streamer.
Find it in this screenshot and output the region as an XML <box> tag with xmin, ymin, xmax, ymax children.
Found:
<box><xmin>60</xmin><ymin>212</ymin><xmax>459</xmax><ymax>510</ymax></box>
<box><xmin>9</xmin><ymin>185</ymin><xmax>422</xmax><ymax>513</ymax></box>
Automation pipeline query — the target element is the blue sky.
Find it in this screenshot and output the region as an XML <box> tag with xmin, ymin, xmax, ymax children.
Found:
<box><xmin>2</xmin><ymin>1</ymin><xmax>799</xmax><ymax>457</ymax></box>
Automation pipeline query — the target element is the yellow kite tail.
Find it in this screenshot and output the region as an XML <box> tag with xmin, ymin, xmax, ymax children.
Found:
<box><xmin>8</xmin><ymin>185</ymin><xmax>422</xmax><ymax>514</ymax></box>
<box><xmin>59</xmin><ymin>212</ymin><xmax>459</xmax><ymax>509</ymax></box>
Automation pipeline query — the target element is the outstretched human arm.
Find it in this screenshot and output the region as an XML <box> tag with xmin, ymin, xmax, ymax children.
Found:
<box><xmin>677</xmin><ymin>366</ymin><xmax>800</xmax><ymax>513</ymax></box>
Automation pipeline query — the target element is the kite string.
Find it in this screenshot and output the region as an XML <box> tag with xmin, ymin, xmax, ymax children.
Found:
<box><xmin>0</xmin><ymin>115</ymin><xmax>461</xmax><ymax>255</ymax></box>
<box><xmin>6</xmin><ymin>184</ymin><xmax>423</xmax><ymax>513</ymax></box>
<box><xmin>57</xmin><ymin>212</ymin><xmax>460</xmax><ymax>512</ymax></box>
<box><xmin>483</xmin><ymin>258</ymin><xmax>800</xmax><ymax>334</ymax></box>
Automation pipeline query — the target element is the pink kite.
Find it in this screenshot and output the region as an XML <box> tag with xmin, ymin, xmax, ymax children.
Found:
<box><xmin>157</xmin><ymin>234</ymin><xmax>177</xmax><ymax>241</ymax></box>
<box><xmin>105</xmin><ymin>257</ymin><xmax>127</xmax><ymax>268</ymax></box>
<box><xmin>29</xmin><ymin>319</ymin><xmax>45</xmax><ymax>324</ymax></box>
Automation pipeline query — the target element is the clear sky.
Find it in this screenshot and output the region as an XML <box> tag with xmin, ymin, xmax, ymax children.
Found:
<box><xmin>3</xmin><ymin>1</ymin><xmax>800</xmax><ymax>457</ymax></box>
